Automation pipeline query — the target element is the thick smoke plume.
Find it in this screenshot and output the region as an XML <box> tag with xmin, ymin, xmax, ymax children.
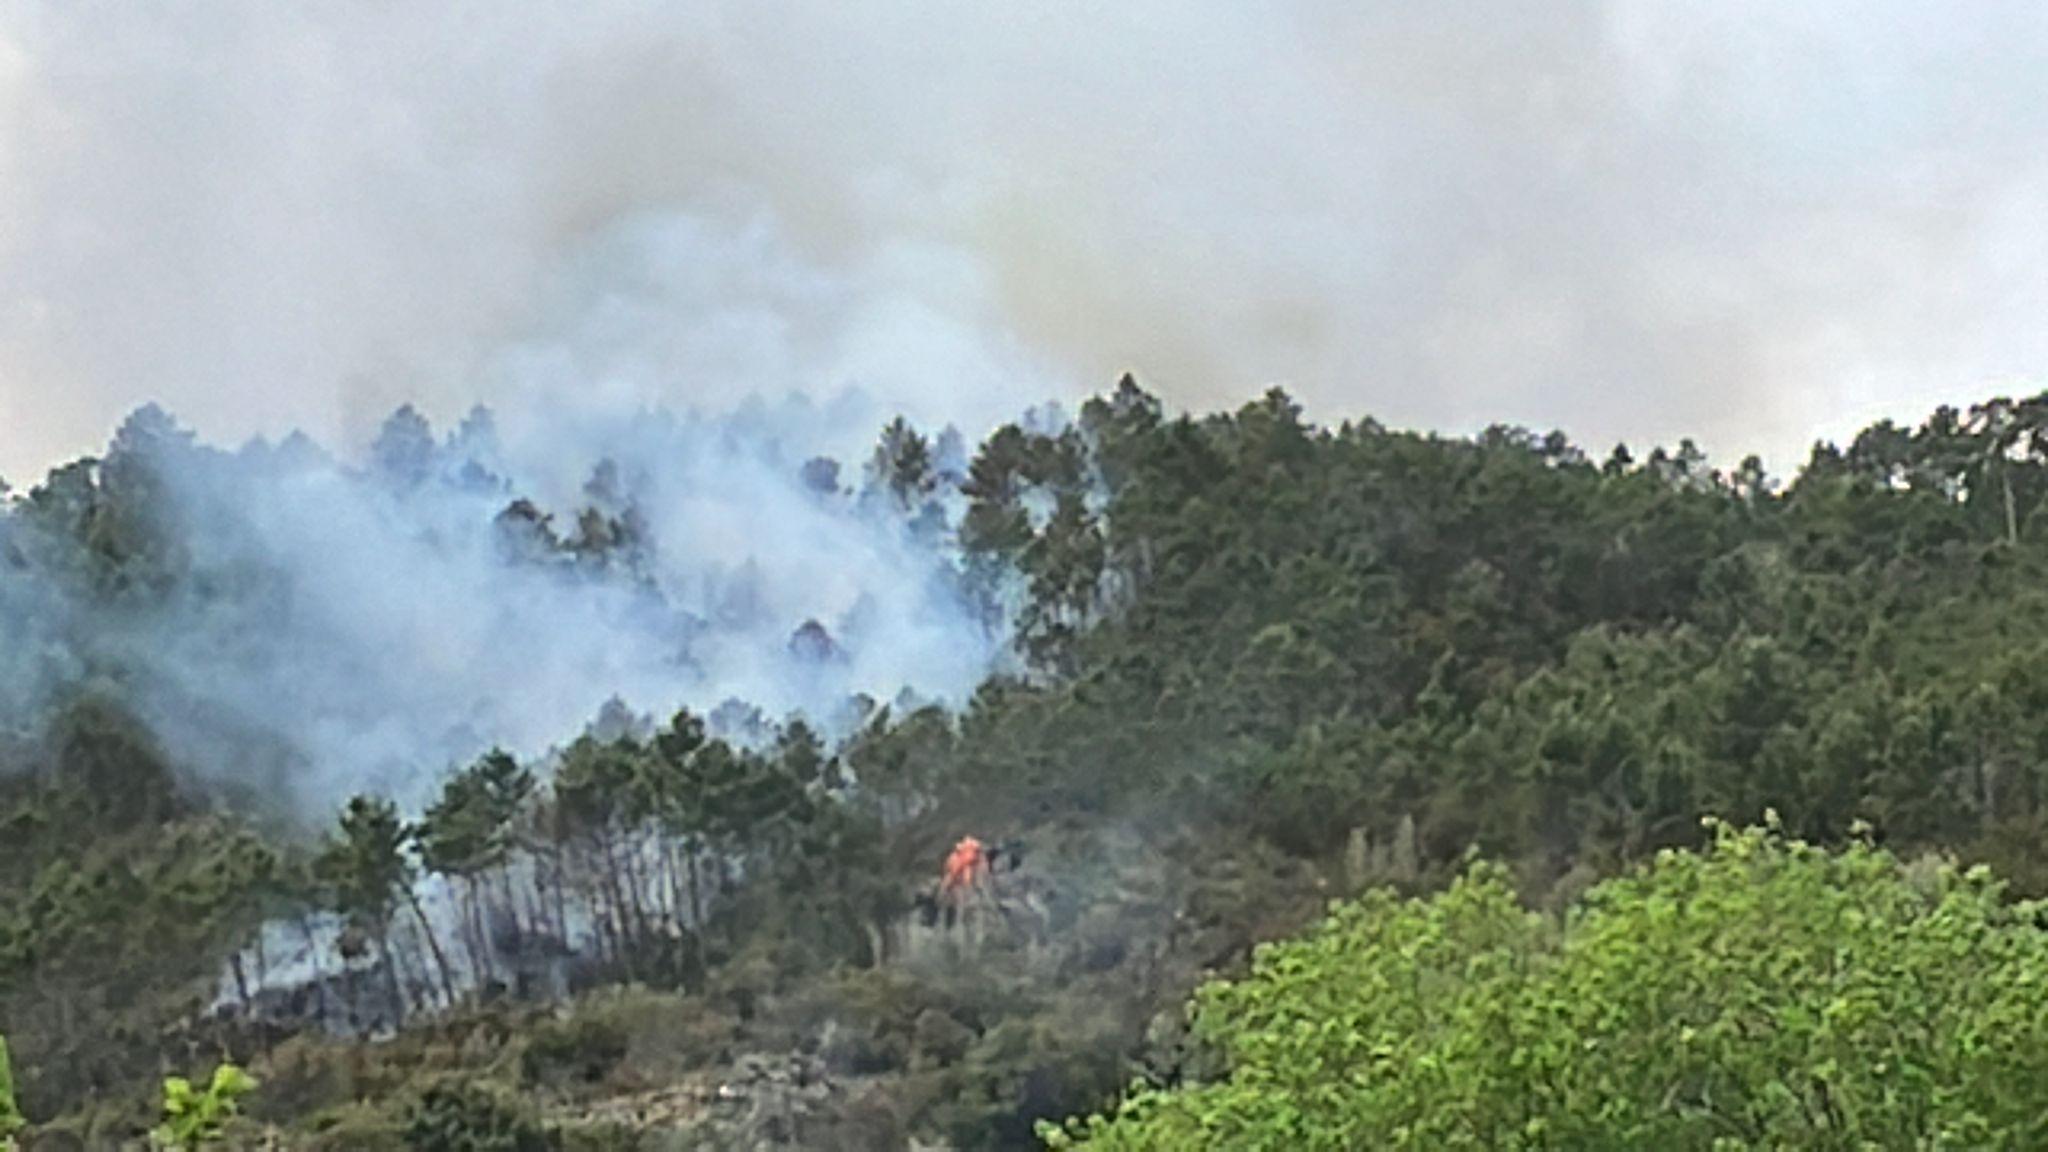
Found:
<box><xmin>7</xmin><ymin>3</ymin><xmax>2048</xmax><ymax>482</ymax></box>
<box><xmin>0</xmin><ymin>378</ymin><xmax>1001</xmax><ymax>815</ymax></box>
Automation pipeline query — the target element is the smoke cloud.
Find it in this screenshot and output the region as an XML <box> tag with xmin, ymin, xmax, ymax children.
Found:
<box><xmin>0</xmin><ymin>378</ymin><xmax>1000</xmax><ymax>814</ymax></box>
<box><xmin>5</xmin><ymin>3</ymin><xmax>2048</xmax><ymax>484</ymax></box>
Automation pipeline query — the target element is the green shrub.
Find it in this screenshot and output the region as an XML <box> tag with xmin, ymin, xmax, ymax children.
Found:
<box><xmin>1052</xmin><ymin>821</ymin><xmax>2048</xmax><ymax>1149</ymax></box>
<box><xmin>0</xmin><ymin>1034</ymin><xmax>22</xmax><ymax>1150</ymax></box>
<box><xmin>909</xmin><ymin>1008</ymin><xmax>976</xmax><ymax>1070</ymax></box>
<box><xmin>519</xmin><ymin>1016</ymin><xmax>628</xmax><ymax>1091</ymax></box>
<box><xmin>404</xmin><ymin>1078</ymin><xmax>551</xmax><ymax>1152</ymax></box>
<box><xmin>151</xmin><ymin>1064</ymin><xmax>257</xmax><ymax>1150</ymax></box>
<box><xmin>554</xmin><ymin>1120</ymin><xmax>647</xmax><ymax>1151</ymax></box>
<box><xmin>302</xmin><ymin>1103</ymin><xmax>409</xmax><ymax>1152</ymax></box>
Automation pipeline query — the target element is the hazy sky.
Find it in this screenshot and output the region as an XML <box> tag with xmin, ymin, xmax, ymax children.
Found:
<box><xmin>4</xmin><ymin>2</ymin><xmax>2048</xmax><ymax>481</ymax></box>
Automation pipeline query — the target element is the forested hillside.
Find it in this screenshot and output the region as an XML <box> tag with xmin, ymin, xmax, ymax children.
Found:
<box><xmin>7</xmin><ymin>378</ymin><xmax>2048</xmax><ymax>1147</ymax></box>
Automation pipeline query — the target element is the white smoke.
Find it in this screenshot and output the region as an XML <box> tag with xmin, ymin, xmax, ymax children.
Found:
<box><xmin>0</xmin><ymin>230</ymin><xmax>1018</xmax><ymax>814</ymax></box>
<box><xmin>11</xmin><ymin>4</ymin><xmax>2048</xmax><ymax>483</ymax></box>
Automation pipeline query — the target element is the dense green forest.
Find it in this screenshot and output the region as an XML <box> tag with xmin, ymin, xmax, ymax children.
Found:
<box><xmin>7</xmin><ymin>378</ymin><xmax>2048</xmax><ymax>1147</ymax></box>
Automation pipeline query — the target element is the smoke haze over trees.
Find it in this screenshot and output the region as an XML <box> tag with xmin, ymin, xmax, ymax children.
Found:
<box><xmin>0</xmin><ymin>392</ymin><xmax>999</xmax><ymax>813</ymax></box>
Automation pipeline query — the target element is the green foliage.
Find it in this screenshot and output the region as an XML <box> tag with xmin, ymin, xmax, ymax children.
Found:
<box><xmin>404</xmin><ymin>1079</ymin><xmax>551</xmax><ymax>1152</ymax></box>
<box><xmin>418</xmin><ymin>750</ymin><xmax>532</xmax><ymax>882</ymax></box>
<box><xmin>416</xmin><ymin>748</ymin><xmax>537</xmax><ymax>992</ymax></box>
<box><xmin>0</xmin><ymin>1034</ymin><xmax>22</xmax><ymax>1149</ymax></box>
<box><xmin>151</xmin><ymin>1063</ymin><xmax>257</xmax><ymax>1150</ymax></box>
<box><xmin>301</xmin><ymin>1105</ymin><xmax>409</xmax><ymax>1152</ymax></box>
<box><xmin>931</xmin><ymin>384</ymin><xmax>2048</xmax><ymax>893</ymax></box>
<box><xmin>1053</xmin><ymin>821</ymin><xmax>2048</xmax><ymax>1149</ymax></box>
<box><xmin>519</xmin><ymin>1016</ymin><xmax>628</xmax><ymax>1091</ymax></box>
<box><xmin>0</xmin><ymin>697</ymin><xmax>284</xmax><ymax>1121</ymax></box>
<box><xmin>316</xmin><ymin>795</ymin><xmax>413</xmax><ymax>935</ymax></box>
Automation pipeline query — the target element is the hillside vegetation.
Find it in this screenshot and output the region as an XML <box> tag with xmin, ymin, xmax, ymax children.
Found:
<box><xmin>1053</xmin><ymin>821</ymin><xmax>2048</xmax><ymax>1149</ymax></box>
<box><xmin>7</xmin><ymin>379</ymin><xmax>2048</xmax><ymax>1146</ymax></box>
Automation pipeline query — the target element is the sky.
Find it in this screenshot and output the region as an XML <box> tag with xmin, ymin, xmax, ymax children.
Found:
<box><xmin>3</xmin><ymin>1</ymin><xmax>2048</xmax><ymax>481</ymax></box>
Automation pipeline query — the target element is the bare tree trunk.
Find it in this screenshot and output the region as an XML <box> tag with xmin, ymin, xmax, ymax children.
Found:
<box><xmin>665</xmin><ymin>839</ymin><xmax>689</xmax><ymax>932</ymax></box>
<box><xmin>2005</xmin><ymin>468</ymin><xmax>2019</xmax><ymax>545</ymax></box>
<box><xmin>229</xmin><ymin>951</ymin><xmax>253</xmax><ymax>1015</ymax></box>
<box><xmin>686</xmin><ymin>844</ymin><xmax>707</xmax><ymax>975</ymax></box>
<box><xmin>652</xmin><ymin>838</ymin><xmax>677</xmax><ymax>931</ymax></box>
<box><xmin>529</xmin><ymin>858</ymin><xmax>555</xmax><ymax>942</ymax></box>
<box><xmin>585</xmin><ymin>836</ymin><xmax>629</xmax><ymax>972</ymax></box>
<box><xmin>300</xmin><ymin>914</ymin><xmax>329</xmax><ymax>1030</ymax></box>
<box><xmin>375</xmin><ymin>926</ymin><xmax>407</xmax><ymax>1030</ymax></box>
<box><xmin>464</xmin><ymin>875</ymin><xmax>496</xmax><ymax>987</ymax></box>
<box><xmin>551</xmin><ymin>843</ymin><xmax>571</xmax><ymax>944</ymax></box>
<box><xmin>535</xmin><ymin>842</ymin><xmax>570</xmax><ymax>943</ymax></box>
<box><xmin>618</xmin><ymin>830</ymin><xmax>653</xmax><ymax>958</ymax></box>
<box><xmin>497</xmin><ymin>865</ymin><xmax>523</xmax><ymax>948</ymax></box>
<box><xmin>596</xmin><ymin>829</ymin><xmax>635</xmax><ymax>973</ymax></box>
<box><xmin>344</xmin><ymin>957</ymin><xmax>364</xmax><ymax>1033</ymax></box>
<box><xmin>253</xmin><ymin>928</ymin><xmax>270</xmax><ymax>994</ymax></box>
<box><xmin>400</xmin><ymin>888</ymin><xmax>457</xmax><ymax>1007</ymax></box>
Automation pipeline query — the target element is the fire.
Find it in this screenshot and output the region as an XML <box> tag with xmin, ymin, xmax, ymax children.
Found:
<box><xmin>940</xmin><ymin>836</ymin><xmax>989</xmax><ymax>902</ymax></box>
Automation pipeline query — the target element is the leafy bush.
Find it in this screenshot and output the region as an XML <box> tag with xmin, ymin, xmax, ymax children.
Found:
<box><xmin>151</xmin><ymin>1063</ymin><xmax>257</xmax><ymax>1150</ymax></box>
<box><xmin>1051</xmin><ymin>820</ymin><xmax>2048</xmax><ymax>1149</ymax></box>
<box><xmin>0</xmin><ymin>1034</ymin><xmax>23</xmax><ymax>1150</ymax></box>
<box><xmin>404</xmin><ymin>1078</ymin><xmax>552</xmax><ymax>1152</ymax></box>
<box><xmin>519</xmin><ymin>1016</ymin><xmax>629</xmax><ymax>1091</ymax></box>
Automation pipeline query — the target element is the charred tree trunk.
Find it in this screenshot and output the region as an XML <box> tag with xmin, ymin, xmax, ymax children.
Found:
<box><xmin>229</xmin><ymin>951</ymin><xmax>253</xmax><ymax>1015</ymax></box>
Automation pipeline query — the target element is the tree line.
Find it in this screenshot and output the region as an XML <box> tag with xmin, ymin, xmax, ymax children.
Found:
<box><xmin>247</xmin><ymin>707</ymin><xmax>916</xmax><ymax>1031</ymax></box>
